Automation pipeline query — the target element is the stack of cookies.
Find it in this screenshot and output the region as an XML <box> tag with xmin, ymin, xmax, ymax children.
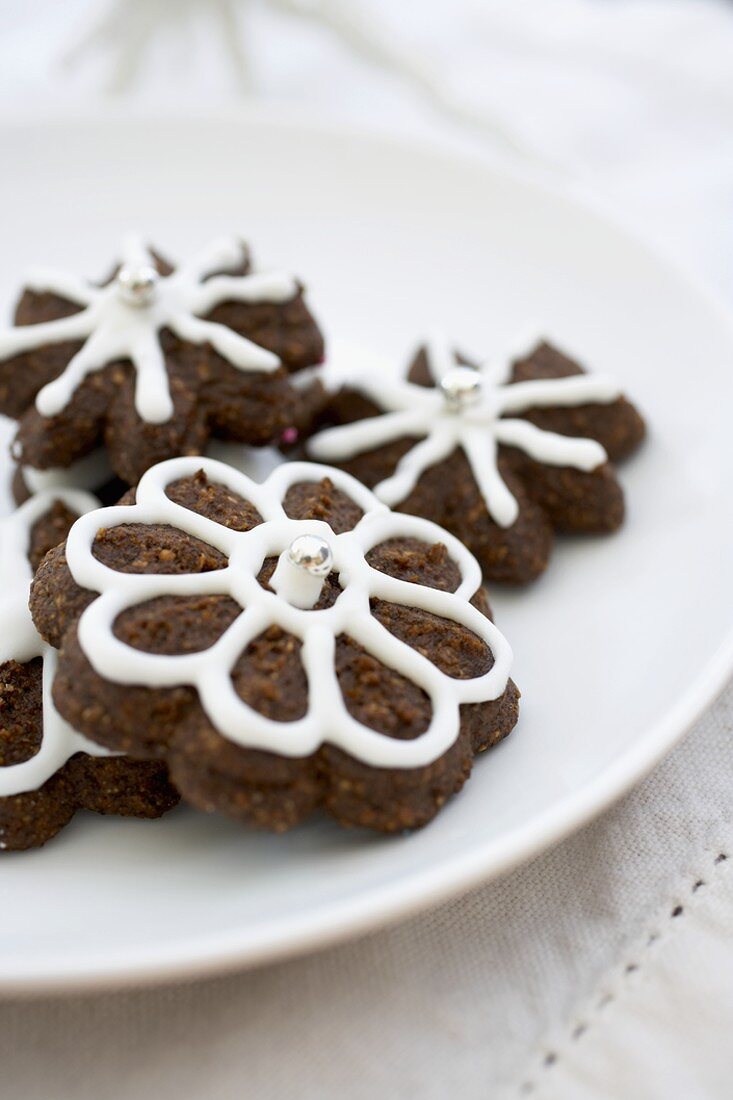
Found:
<box><xmin>0</xmin><ymin>235</ymin><xmax>644</xmax><ymax>849</ymax></box>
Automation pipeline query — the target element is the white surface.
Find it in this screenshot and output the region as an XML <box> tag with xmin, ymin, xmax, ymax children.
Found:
<box><xmin>0</xmin><ymin>112</ymin><xmax>732</xmax><ymax>993</ymax></box>
<box><xmin>4</xmin><ymin>0</ymin><xmax>733</xmax><ymax>288</ymax></box>
<box><xmin>521</xmin><ymin>844</ymin><xmax>733</xmax><ymax>1100</ymax></box>
<box><xmin>1</xmin><ymin>682</ymin><xmax>731</xmax><ymax>1100</ymax></box>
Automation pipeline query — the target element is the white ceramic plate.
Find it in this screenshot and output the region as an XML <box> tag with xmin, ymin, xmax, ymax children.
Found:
<box><xmin>1</xmin><ymin>110</ymin><xmax>732</xmax><ymax>995</ymax></box>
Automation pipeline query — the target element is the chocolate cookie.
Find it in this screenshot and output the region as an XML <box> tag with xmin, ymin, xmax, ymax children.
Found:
<box><xmin>0</xmin><ymin>491</ymin><xmax>179</xmax><ymax>851</ymax></box>
<box><xmin>30</xmin><ymin>457</ymin><xmax>519</xmax><ymax>833</ymax></box>
<box><xmin>0</xmin><ymin>236</ymin><xmax>324</xmax><ymax>486</ymax></box>
<box><xmin>306</xmin><ymin>334</ymin><xmax>646</xmax><ymax>584</ymax></box>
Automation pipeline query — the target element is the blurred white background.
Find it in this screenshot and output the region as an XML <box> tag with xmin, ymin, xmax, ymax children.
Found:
<box><xmin>2</xmin><ymin>0</ymin><xmax>732</xmax><ymax>292</ymax></box>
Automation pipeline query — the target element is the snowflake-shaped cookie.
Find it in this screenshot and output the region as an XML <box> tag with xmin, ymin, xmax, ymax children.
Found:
<box><xmin>307</xmin><ymin>332</ymin><xmax>645</xmax><ymax>583</ymax></box>
<box><xmin>310</xmin><ymin>330</ymin><xmax>621</xmax><ymax>526</ymax></box>
<box><xmin>0</xmin><ymin>235</ymin><xmax>323</xmax><ymax>484</ymax></box>
<box><xmin>0</xmin><ymin>491</ymin><xmax>178</xmax><ymax>849</ymax></box>
<box><xmin>31</xmin><ymin>457</ymin><xmax>519</xmax><ymax>832</ymax></box>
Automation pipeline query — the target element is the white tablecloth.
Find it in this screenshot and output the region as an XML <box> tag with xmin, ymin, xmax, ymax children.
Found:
<box><xmin>1</xmin><ymin>1</ymin><xmax>732</xmax><ymax>1095</ymax></box>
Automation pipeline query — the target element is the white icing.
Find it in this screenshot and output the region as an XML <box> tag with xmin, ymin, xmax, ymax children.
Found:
<box><xmin>308</xmin><ymin>332</ymin><xmax>622</xmax><ymax>528</ymax></box>
<box><xmin>63</xmin><ymin>457</ymin><xmax>513</xmax><ymax>769</ymax></box>
<box><xmin>0</xmin><ymin>489</ymin><xmax>116</xmax><ymax>798</ymax></box>
<box><xmin>0</xmin><ymin>235</ymin><xmax>298</xmax><ymax>426</ymax></box>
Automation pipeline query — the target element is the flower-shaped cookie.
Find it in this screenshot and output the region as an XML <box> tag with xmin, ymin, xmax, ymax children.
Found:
<box><xmin>31</xmin><ymin>457</ymin><xmax>519</xmax><ymax>833</ymax></box>
<box><xmin>307</xmin><ymin>333</ymin><xmax>646</xmax><ymax>583</ymax></box>
<box><xmin>0</xmin><ymin>490</ymin><xmax>178</xmax><ymax>851</ymax></box>
<box><xmin>0</xmin><ymin>235</ymin><xmax>324</xmax><ymax>486</ymax></box>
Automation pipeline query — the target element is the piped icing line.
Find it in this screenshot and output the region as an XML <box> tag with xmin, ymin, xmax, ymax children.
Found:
<box><xmin>63</xmin><ymin>456</ymin><xmax>513</xmax><ymax>769</ymax></box>
<box><xmin>0</xmin><ymin>235</ymin><xmax>299</xmax><ymax>426</ymax></box>
<box><xmin>308</xmin><ymin>332</ymin><xmax>622</xmax><ymax>528</ymax></box>
<box><xmin>0</xmin><ymin>489</ymin><xmax>116</xmax><ymax>798</ymax></box>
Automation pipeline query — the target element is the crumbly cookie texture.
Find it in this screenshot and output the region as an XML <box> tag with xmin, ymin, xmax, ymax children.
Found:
<box><xmin>305</xmin><ymin>339</ymin><xmax>646</xmax><ymax>584</ymax></box>
<box><xmin>0</xmin><ymin>237</ymin><xmax>324</xmax><ymax>486</ymax></box>
<box><xmin>0</xmin><ymin>495</ymin><xmax>179</xmax><ymax>852</ymax></box>
<box><xmin>30</xmin><ymin>460</ymin><xmax>519</xmax><ymax>834</ymax></box>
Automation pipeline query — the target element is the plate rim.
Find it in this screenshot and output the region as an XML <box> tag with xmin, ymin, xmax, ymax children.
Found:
<box><xmin>1</xmin><ymin>105</ymin><xmax>733</xmax><ymax>996</ymax></box>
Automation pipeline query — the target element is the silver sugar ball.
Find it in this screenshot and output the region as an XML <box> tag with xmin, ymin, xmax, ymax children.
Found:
<box><xmin>287</xmin><ymin>534</ymin><xmax>333</xmax><ymax>577</ymax></box>
<box><xmin>116</xmin><ymin>262</ymin><xmax>159</xmax><ymax>307</ymax></box>
<box><xmin>440</xmin><ymin>366</ymin><xmax>483</xmax><ymax>411</ymax></box>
